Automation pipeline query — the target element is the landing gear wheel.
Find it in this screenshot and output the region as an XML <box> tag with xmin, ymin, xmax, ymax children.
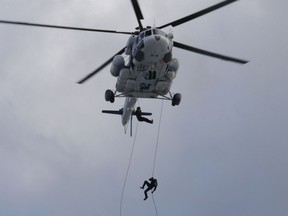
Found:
<box><xmin>105</xmin><ymin>89</ymin><xmax>115</xmax><ymax>103</ymax></box>
<box><xmin>172</xmin><ymin>93</ymin><xmax>181</xmax><ymax>106</ymax></box>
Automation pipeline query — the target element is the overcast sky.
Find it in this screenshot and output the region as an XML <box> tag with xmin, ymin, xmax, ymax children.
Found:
<box><xmin>1</xmin><ymin>0</ymin><xmax>288</xmax><ymax>215</ymax></box>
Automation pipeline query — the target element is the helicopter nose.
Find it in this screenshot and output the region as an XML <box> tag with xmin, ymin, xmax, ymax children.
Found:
<box><xmin>154</xmin><ymin>35</ymin><xmax>161</xmax><ymax>41</ymax></box>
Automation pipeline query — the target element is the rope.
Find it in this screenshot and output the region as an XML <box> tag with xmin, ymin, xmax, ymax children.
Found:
<box><xmin>152</xmin><ymin>194</ymin><xmax>159</xmax><ymax>216</ymax></box>
<box><xmin>151</xmin><ymin>100</ymin><xmax>164</xmax><ymax>216</ymax></box>
<box><xmin>120</xmin><ymin>99</ymin><xmax>163</xmax><ymax>216</ymax></box>
<box><xmin>120</xmin><ymin>120</ymin><xmax>139</xmax><ymax>216</ymax></box>
<box><xmin>152</xmin><ymin>99</ymin><xmax>164</xmax><ymax>176</ymax></box>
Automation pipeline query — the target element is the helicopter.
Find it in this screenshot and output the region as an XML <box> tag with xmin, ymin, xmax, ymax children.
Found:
<box><xmin>0</xmin><ymin>0</ymin><xmax>248</xmax><ymax>130</ymax></box>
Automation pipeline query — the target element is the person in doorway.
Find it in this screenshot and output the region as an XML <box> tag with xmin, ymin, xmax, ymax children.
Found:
<box><xmin>135</xmin><ymin>107</ymin><xmax>153</xmax><ymax>124</ymax></box>
<box><xmin>140</xmin><ymin>177</ymin><xmax>158</xmax><ymax>200</ymax></box>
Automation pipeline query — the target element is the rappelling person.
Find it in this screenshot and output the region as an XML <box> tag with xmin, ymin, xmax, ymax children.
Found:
<box><xmin>135</xmin><ymin>107</ymin><xmax>153</xmax><ymax>124</ymax></box>
<box><xmin>140</xmin><ymin>177</ymin><xmax>158</xmax><ymax>200</ymax></box>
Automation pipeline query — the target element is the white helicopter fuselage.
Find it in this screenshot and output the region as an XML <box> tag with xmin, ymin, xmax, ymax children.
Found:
<box><xmin>109</xmin><ymin>28</ymin><xmax>180</xmax><ymax>126</ymax></box>
<box><xmin>111</xmin><ymin>28</ymin><xmax>179</xmax><ymax>98</ymax></box>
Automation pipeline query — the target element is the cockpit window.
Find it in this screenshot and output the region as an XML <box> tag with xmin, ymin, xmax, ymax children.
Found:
<box><xmin>152</xmin><ymin>29</ymin><xmax>167</xmax><ymax>37</ymax></box>
<box><xmin>145</xmin><ymin>30</ymin><xmax>152</xmax><ymax>37</ymax></box>
<box><xmin>138</xmin><ymin>28</ymin><xmax>168</xmax><ymax>42</ymax></box>
<box><xmin>139</xmin><ymin>32</ymin><xmax>145</xmax><ymax>40</ymax></box>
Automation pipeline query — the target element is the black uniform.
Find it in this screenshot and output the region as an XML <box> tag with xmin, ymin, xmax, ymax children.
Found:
<box><xmin>135</xmin><ymin>107</ymin><xmax>153</xmax><ymax>124</ymax></box>
<box><xmin>140</xmin><ymin>177</ymin><xmax>158</xmax><ymax>200</ymax></box>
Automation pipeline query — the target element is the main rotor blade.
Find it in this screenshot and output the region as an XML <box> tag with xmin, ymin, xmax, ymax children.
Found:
<box><xmin>131</xmin><ymin>0</ymin><xmax>144</xmax><ymax>30</ymax></box>
<box><xmin>0</xmin><ymin>20</ymin><xmax>133</xmax><ymax>35</ymax></box>
<box><xmin>173</xmin><ymin>41</ymin><xmax>248</xmax><ymax>64</ymax></box>
<box><xmin>158</xmin><ymin>0</ymin><xmax>238</xmax><ymax>29</ymax></box>
<box><xmin>77</xmin><ymin>47</ymin><xmax>126</xmax><ymax>84</ymax></box>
